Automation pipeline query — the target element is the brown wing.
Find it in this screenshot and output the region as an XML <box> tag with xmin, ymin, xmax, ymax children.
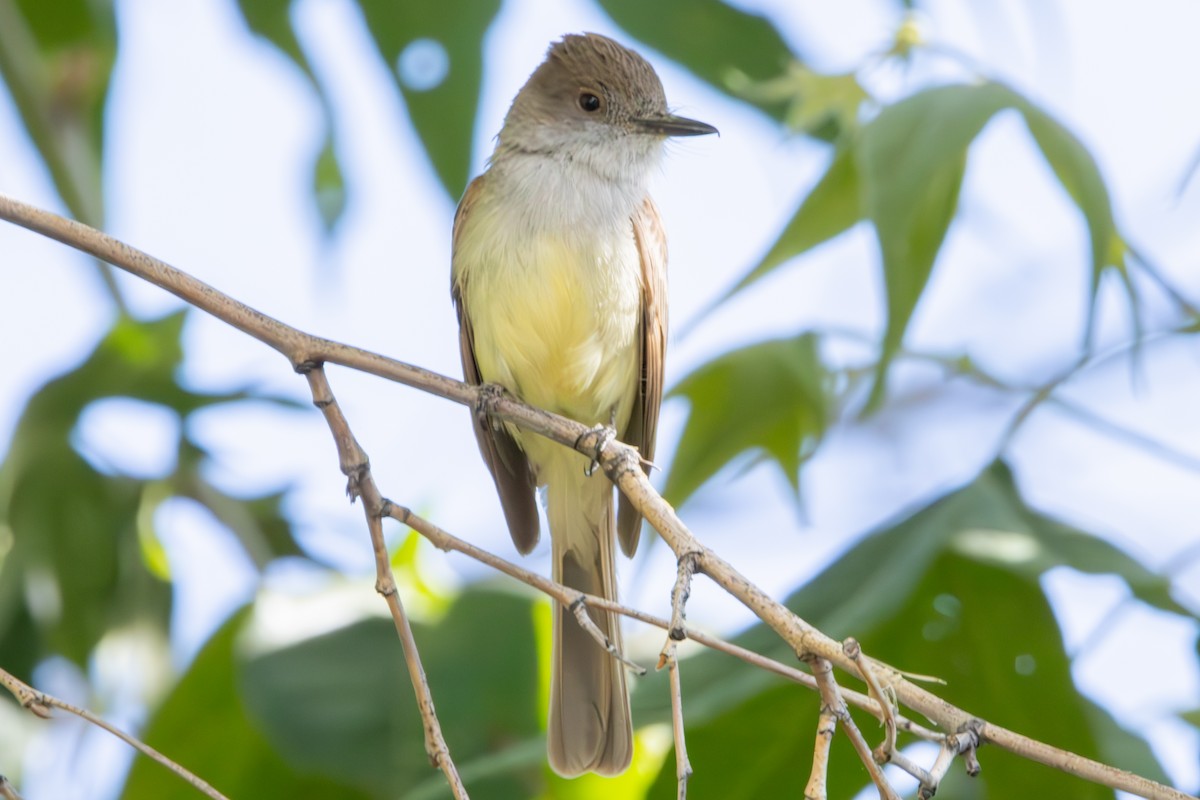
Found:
<box><xmin>452</xmin><ymin>176</ymin><xmax>540</xmax><ymax>554</ymax></box>
<box><xmin>617</xmin><ymin>196</ymin><xmax>668</xmax><ymax>557</ymax></box>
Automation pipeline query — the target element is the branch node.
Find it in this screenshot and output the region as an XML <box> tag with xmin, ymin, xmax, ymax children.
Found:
<box><xmin>345</xmin><ymin>462</ymin><xmax>369</xmax><ymax>503</ymax></box>
<box><xmin>842</xmin><ymin>637</ymin><xmax>862</xmax><ymax>659</ymax></box>
<box><xmin>24</xmin><ymin>693</ymin><xmax>52</xmax><ymax>720</ymax></box>
<box><xmin>378</xmin><ymin>498</ymin><xmax>395</xmax><ymax>519</ymax></box>
<box><xmin>964</xmin><ymin>748</ymin><xmax>982</xmax><ymax>778</ymax></box>
<box><xmin>293</xmin><ymin>358</ymin><xmax>323</xmax><ymax>375</ymax></box>
<box><xmin>952</xmin><ymin>721</ymin><xmax>984</xmax><ymax>777</ymax></box>
<box><xmin>375</xmin><ymin>576</ymin><xmax>398</xmax><ymax>598</ymax></box>
<box><xmin>606</xmin><ymin>445</ymin><xmax>644</xmax><ymax>483</ymax></box>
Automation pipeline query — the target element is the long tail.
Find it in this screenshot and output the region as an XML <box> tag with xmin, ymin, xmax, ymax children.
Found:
<box><xmin>545</xmin><ymin>454</ymin><xmax>632</xmax><ymax>777</ymax></box>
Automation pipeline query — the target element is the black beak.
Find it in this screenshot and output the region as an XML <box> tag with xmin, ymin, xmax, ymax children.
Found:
<box><xmin>633</xmin><ymin>114</ymin><xmax>719</xmax><ymax>137</ymax></box>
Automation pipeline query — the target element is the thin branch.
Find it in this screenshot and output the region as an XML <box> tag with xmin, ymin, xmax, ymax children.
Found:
<box><xmin>844</xmin><ymin>638</ymin><xmax>897</xmax><ymax>764</ymax></box>
<box><xmin>849</xmin><ymin>329</ymin><xmax>1200</xmax><ymax>476</ymax></box>
<box><xmin>1126</xmin><ymin>244</ymin><xmax>1200</xmax><ymax>317</ymax></box>
<box><xmin>662</xmin><ymin>643</ymin><xmax>692</xmax><ymax>799</ymax></box>
<box><xmin>1</xmin><ymin>193</ymin><xmax>1195</xmax><ymax>800</ymax></box>
<box><xmin>805</xmin><ymin>694</ymin><xmax>836</xmax><ymax>800</ymax></box>
<box><xmin>995</xmin><ymin>320</ymin><xmax>1199</xmax><ymax>456</ymax></box>
<box><xmin>302</xmin><ymin>366</ymin><xmax>467</xmax><ymax>799</ymax></box>
<box><xmin>920</xmin><ymin>731</ymin><xmax>979</xmax><ymax>799</ymax></box>
<box><xmin>669</xmin><ymin>550</ymin><xmax>699</xmax><ymax>642</ymax></box>
<box><xmin>810</xmin><ymin>657</ymin><xmax>901</xmax><ymax>800</ymax></box>
<box><xmin>570</xmin><ymin>597</ymin><xmax>646</xmax><ymax>675</ymax></box>
<box><xmin>1048</xmin><ymin>395</ymin><xmax>1200</xmax><ymax>473</ymax></box>
<box><xmin>393</xmin><ymin>505</ymin><xmax>941</xmax><ymax>740</ymax></box>
<box><xmin>0</xmin><ymin>667</ymin><xmax>228</xmax><ymax>800</ymax></box>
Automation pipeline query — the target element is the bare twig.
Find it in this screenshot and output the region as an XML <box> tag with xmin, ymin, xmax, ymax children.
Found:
<box><xmin>669</xmin><ymin>551</ymin><xmax>699</xmax><ymax>643</ymax></box>
<box><xmin>805</xmin><ymin>694</ymin><xmax>836</xmax><ymax>800</ymax></box>
<box><xmin>923</xmin><ymin>743</ymin><xmax>959</xmax><ymax>798</ymax></box>
<box><xmin>570</xmin><ymin>597</ymin><xmax>646</xmax><ymax>674</ymax></box>
<box><xmin>0</xmin><ymin>667</ymin><xmax>228</xmax><ymax>800</ymax></box>
<box><xmin>302</xmin><ymin>366</ymin><xmax>467</xmax><ymax>798</ymax></box>
<box><xmin>810</xmin><ymin>658</ymin><xmax>901</xmax><ymax>800</ymax></box>
<box><xmin>920</xmin><ymin>729</ymin><xmax>980</xmax><ymax>798</ymax></box>
<box><xmin>844</xmin><ymin>638</ymin><xmax>897</xmax><ymax>764</ymax></box>
<box><xmin>1</xmin><ymin>193</ymin><xmax>1195</xmax><ymax>800</ymax></box>
<box><xmin>887</xmin><ymin>747</ymin><xmax>934</xmax><ymax>792</ymax></box>
<box><xmin>662</xmin><ymin>643</ymin><xmax>692</xmax><ymax>799</ymax></box>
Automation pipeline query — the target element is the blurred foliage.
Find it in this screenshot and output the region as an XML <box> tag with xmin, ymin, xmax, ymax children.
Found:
<box><xmin>0</xmin><ymin>0</ymin><xmax>113</xmax><ymax>223</ymax></box>
<box><xmin>666</xmin><ymin>332</ymin><xmax>832</xmax><ymax>507</ymax></box>
<box><xmin>0</xmin><ymin>313</ymin><xmax>303</xmax><ymax>684</ymax></box>
<box><xmin>725</xmin><ymin>81</ymin><xmax>1134</xmax><ymax>410</ymax></box>
<box><xmin>597</xmin><ymin>0</ymin><xmax>795</xmax><ymax>122</ymax></box>
<box><xmin>234</xmin><ymin>0</ymin><xmax>502</xmax><ymax>227</ymax></box>
<box><xmin>0</xmin><ymin>1</ymin><xmax>1197</xmax><ymax>799</ymax></box>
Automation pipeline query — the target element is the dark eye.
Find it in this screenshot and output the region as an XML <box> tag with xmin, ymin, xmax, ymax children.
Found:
<box><xmin>578</xmin><ymin>92</ymin><xmax>601</xmax><ymax>112</ymax></box>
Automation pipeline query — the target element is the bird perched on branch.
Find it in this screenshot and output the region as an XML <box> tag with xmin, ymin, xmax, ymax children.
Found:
<box><xmin>451</xmin><ymin>32</ymin><xmax>716</xmax><ymax>776</ymax></box>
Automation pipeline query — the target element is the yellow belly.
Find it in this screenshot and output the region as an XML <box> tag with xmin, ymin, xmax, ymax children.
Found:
<box><xmin>461</xmin><ymin>226</ymin><xmax>642</xmax><ymax>451</ymax></box>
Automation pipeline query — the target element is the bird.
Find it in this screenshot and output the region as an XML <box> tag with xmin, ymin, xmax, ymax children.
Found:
<box><xmin>450</xmin><ymin>32</ymin><xmax>716</xmax><ymax>776</ymax></box>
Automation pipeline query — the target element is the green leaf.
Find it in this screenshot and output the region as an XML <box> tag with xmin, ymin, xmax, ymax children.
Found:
<box><xmin>716</xmin><ymin>81</ymin><xmax>1131</xmax><ymax>412</ymax></box>
<box><xmin>806</xmin><ymin>457</ymin><xmax>1188</xmax><ymax>630</ymax></box>
<box><xmin>641</xmin><ymin>461</ymin><xmax>1183</xmax><ymax>752</ymax></box>
<box><xmin>597</xmin><ymin>0</ymin><xmax>799</xmax><ymax>123</ymax></box>
<box><xmin>1018</xmin><ymin>99</ymin><xmax>1134</xmax><ymax>339</ymax></box>
<box><xmin>665</xmin><ymin>333</ymin><xmax>831</xmax><ymax>507</ymax></box>
<box><xmin>121</xmin><ymin>609</ymin><xmax>371</xmax><ymax>799</ymax></box>
<box><xmin>725</xmin><ymin>142</ymin><xmax>862</xmax><ymax>302</ymax></box>
<box><xmin>858</xmin><ymin>83</ymin><xmax>1003</xmax><ymax>410</ymax></box>
<box><xmin>728</xmin><ymin>63</ymin><xmax>869</xmax><ymax>141</ymax></box>
<box><xmin>241</xmin><ymin>585</ymin><xmax>543</xmax><ymax>798</ymax></box>
<box><xmin>853</xmin><ymin>553</ymin><xmax>1165</xmax><ymax>798</ymax></box>
<box><xmin>858</xmin><ymin>82</ymin><xmax>1131</xmax><ymax>409</ymax></box>
<box><xmin>645</xmin><ymin>462</ymin><xmax>1176</xmax><ymax>796</ymax></box>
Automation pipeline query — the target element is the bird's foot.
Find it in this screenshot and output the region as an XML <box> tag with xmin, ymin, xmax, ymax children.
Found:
<box><xmin>474</xmin><ymin>382</ymin><xmax>506</xmax><ymax>431</ymax></box>
<box><xmin>574</xmin><ymin>423</ymin><xmax>616</xmax><ymax>477</ymax></box>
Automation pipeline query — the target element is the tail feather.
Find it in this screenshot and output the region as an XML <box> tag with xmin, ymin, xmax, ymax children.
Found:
<box><xmin>546</xmin><ymin>458</ymin><xmax>632</xmax><ymax>777</ymax></box>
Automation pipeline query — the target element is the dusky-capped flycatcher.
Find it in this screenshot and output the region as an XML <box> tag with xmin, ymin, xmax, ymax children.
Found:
<box><xmin>451</xmin><ymin>32</ymin><xmax>716</xmax><ymax>776</ymax></box>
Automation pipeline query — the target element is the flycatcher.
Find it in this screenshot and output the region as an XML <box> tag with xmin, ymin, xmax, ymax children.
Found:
<box><xmin>451</xmin><ymin>33</ymin><xmax>716</xmax><ymax>777</ymax></box>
